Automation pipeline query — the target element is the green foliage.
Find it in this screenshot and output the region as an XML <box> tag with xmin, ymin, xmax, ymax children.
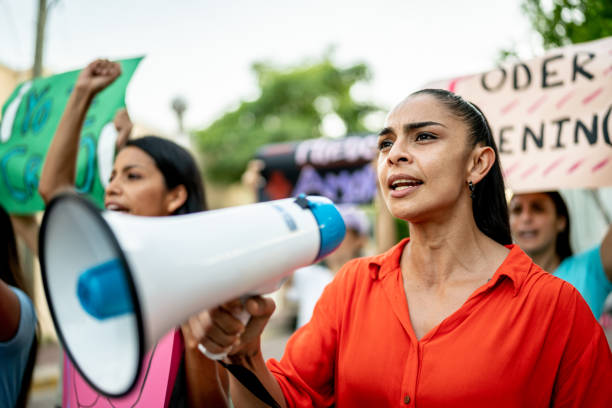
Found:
<box><xmin>194</xmin><ymin>56</ymin><xmax>381</xmax><ymax>183</ymax></box>
<box><xmin>522</xmin><ymin>0</ymin><xmax>612</xmax><ymax>49</ymax></box>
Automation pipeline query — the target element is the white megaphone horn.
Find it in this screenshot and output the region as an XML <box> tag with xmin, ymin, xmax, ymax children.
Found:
<box><xmin>39</xmin><ymin>193</ymin><xmax>345</xmax><ymax>397</ymax></box>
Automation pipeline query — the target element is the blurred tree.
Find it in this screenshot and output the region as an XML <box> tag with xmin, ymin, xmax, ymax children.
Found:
<box><xmin>522</xmin><ymin>0</ymin><xmax>612</xmax><ymax>48</ymax></box>
<box><xmin>194</xmin><ymin>55</ymin><xmax>381</xmax><ymax>183</ymax></box>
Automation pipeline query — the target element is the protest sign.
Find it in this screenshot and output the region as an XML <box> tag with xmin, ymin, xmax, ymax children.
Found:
<box><xmin>63</xmin><ymin>330</ymin><xmax>183</xmax><ymax>408</ymax></box>
<box><xmin>427</xmin><ymin>36</ymin><xmax>612</xmax><ymax>193</ymax></box>
<box><xmin>0</xmin><ymin>57</ymin><xmax>142</xmax><ymax>214</ymax></box>
<box><xmin>255</xmin><ymin>134</ymin><xmax>378</xmax><ymax>204</ymax></box>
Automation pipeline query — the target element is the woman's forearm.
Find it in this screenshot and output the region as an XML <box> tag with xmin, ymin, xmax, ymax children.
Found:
<box><xmin>183</xmin><ymin>345</ymin><xmax>230</xmax><ymax>408</ymax></box>
<box><xmin>228</xmin><ymin>348</ymin><xmax>287</xmax><ymax>408</ymax></box>
<box><xmin>38</xmin><ymin>86</ymin><xmax>94</xmax><ymax>203</ymax></box>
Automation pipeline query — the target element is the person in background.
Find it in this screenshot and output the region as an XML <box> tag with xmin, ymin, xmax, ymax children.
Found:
<box><xmin>0</xmin><ymin>205</ymin><xmax>38</xmax><ymax>408</ymax></box>
<box><xmin>287</xmin><ymin>205</ymin><xmax>370</xmax><ymax>329</ymax></box>
<box><xmin>38</xmin><ymin>59</ymin><xmax>228</xmax><ymax>407</ymax></box>
<box><xmin>509</xmin><ymin>192</ymin><xmax>612</xmax><ymax>319</ymax></box>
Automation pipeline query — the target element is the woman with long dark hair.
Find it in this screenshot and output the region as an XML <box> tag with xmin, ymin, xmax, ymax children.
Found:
<box><xmin>510</xmin><ymin>191</ymin><xmax>612</xmax><ymax>319</ymax></box>
<box><xmin>194</xmin><ymin>89</ymin><xmax>611</xmax><ymax>407</ymax></box>
<box><xmin>0</xmin><ymin>205</ymin><xmax>38</xmax><ymax>408</ymax></box>
<box><xmin>38</xmin><ymin>59</ymin><xmax>228</xmax><ymax>407</ymax></box>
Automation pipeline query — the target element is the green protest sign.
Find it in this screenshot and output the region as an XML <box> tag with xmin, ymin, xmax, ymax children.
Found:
<box><xmin>0</xmin><ymin>57</ymin><xmax>142</xmax><ymax>214</ymax></box>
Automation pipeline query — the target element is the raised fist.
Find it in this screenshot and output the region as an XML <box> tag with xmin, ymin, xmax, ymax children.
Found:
<box><xmin>75</xmin><ymin>59</ymin><xmax>122</xmax><ymax>96</ymax></box>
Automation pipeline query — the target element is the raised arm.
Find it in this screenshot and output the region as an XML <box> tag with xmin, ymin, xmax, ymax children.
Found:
<box><xmin>38</xmin><ymin>59</ymin><xmax>121</xmax><ymax>203</ymax></box>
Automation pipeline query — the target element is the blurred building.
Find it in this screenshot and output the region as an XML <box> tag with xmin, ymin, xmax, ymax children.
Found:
<box><xmin>0</xmin><ymin>63</ymin><xmax>35</xmax><ymax>112</ymax></box>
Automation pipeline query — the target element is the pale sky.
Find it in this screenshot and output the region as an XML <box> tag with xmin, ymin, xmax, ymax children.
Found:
<box><xmin>0</xmin><ymin>0</ymin><xmax>540</xmax><ymax>135</ymax></box>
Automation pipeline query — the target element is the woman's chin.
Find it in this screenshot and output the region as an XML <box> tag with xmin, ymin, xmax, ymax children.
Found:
<box><xmin>389</xmin><ymin>205</ymin><xmax>422</xmax><ymax>223</ymax></box>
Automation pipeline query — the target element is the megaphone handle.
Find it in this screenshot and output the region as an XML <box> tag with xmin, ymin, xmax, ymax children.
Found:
<box><xmin>198</xmin><ymin>308</ymin><xmax>251</xmax><ymax>360</ymax></box>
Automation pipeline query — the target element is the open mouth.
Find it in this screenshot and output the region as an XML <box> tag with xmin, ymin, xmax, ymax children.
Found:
<box><xmin>517</xmin><ymin>230</ymin><xmax>538</xmax><ymax>239</ymax></box>
<box><xmin>105</xmin><ymin>203</ymin><xmax>129</xmax><ymax>213</ymax></box>
<box><xmin>389</xmin><ymin>178</ymin><xmax>424</xmax><ymax>191</ymax></box>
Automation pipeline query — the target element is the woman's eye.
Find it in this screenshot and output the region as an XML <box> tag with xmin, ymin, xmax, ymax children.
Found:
<box><xmin>378</xmin><ymin>139</ymin><xmax>393</xmax><ymax>151</ymax></box>
<box><xmin>510</xmin><ymin>206</ymin><xmax>522</xmax><ymax>215</ymax></box>
<box><xmin>415</xmin><ymin>132</ymin><xmax>436</xmax><ymax>142</ymax></box>
<box><xmin>127</xmin><ymin>173</ymin><xmax>142</xmax><ymax>180</ymax></box>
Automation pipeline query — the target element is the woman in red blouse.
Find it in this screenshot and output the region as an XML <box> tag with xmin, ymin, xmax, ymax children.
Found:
<box><xmin>197</xmin><ymin>89</ymin><xmax>612</xmax><ymax>407</ymax></box>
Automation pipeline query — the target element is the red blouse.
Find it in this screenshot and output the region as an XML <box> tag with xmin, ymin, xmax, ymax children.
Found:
<box><xmin>267</xmin><ymin>239</ymin><xmax>612</xmax><ymax>407</ymax></box>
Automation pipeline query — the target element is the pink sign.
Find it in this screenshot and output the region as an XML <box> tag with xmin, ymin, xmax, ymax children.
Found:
<box><xmin>427</xmin><ymin>36</ymin><xmax>612</xmax><ymax>192</ymax></box>
<box><xmin>63</xmin><ymin>330</ymin><xmax>184</xmax><ymax>408</ymax></box>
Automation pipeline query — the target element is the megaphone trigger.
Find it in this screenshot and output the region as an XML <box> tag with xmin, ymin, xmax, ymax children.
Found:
<box><xmin>198</xmin><ymin>306</ymin><xmax>251</xmax><ymax>360</ymax></box>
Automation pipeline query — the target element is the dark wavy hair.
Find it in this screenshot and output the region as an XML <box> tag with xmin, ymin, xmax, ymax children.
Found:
<box><xmin>543</xmin><ymin>191</ymin><xmax>573</xmax><ymax>262</ymax></box>
<box><xmin>410</xmin><ymin>89</ymin><xmax>512</xmax><ymax>245</ymax></box>
<box><xmin>0</xmin><ymin>206</ymin><xmax>38</xmax><ymax>408</ymax></box>
<box><xmin>125</xmin><ymin>136</ymin><xmax>207</xmax><ymax>214</ymax></box>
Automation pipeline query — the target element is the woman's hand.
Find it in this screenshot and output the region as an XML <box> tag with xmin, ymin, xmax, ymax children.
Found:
<box><xmin>193</xmin><ymin>297</ymin><xmax>276</xmax><ymax>365</ymax></box>
<box><xmin>74</xmin><ymin>59</ymin><xmax>121</xmax><ymax>96</ymax></box>
<box><xmin>113</xmin><ymin>108</ymin><xmax>133</xmax><ymax>150</ymax></box>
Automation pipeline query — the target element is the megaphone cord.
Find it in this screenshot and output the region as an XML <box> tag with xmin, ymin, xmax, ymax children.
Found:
<box><xmin>217</xmin><ymin>360</ymin><xmax>282</xmax><ymax>408</ymax></box>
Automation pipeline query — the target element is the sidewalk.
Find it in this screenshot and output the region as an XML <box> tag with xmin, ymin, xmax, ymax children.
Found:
<box><xmin>28</xmin><ymin>340</ymin><xmax>61</xmax><ymax>407</ymax></box>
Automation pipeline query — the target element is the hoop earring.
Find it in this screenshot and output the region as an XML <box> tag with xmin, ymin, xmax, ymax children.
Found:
<box><xmin>468</xmin><ymin>181</ymin><xmax>475</xmax><ymax>199</ymax></box>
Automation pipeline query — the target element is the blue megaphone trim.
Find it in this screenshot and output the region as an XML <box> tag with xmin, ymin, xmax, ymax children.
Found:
<box><xmin>77</xmin><ymin>258</ymin><xmax>133</xmax><ymax>320</ymax></box>
<box><xmin>296</xmin><ymin>195</ymin><xmax>346</xmax><ymax>262</ymax></box>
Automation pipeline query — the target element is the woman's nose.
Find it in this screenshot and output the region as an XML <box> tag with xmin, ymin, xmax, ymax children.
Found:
<box><xmin>519</xmin><ymin>208</ymin><xmax>532</xmax><ymax>223</ymax></box>
<box><xmin>387</xmin><ymin>142</ymin><xmax>412</xmax><ymax>165</ymax></box>
<box><xmin>105</xmin><ymin>176</ymin><xmax>121</xmax><ymax>196</ymax></box>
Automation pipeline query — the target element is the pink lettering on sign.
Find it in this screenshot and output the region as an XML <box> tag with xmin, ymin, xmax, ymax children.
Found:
<box><xmin>582</xmin><ymin>87</ymin><xmax>603</xmax><ymax>105</ymax></box>
<box><xmin>63</xmin><ymin>330</ymin><xmax>183</xmax><ymax>408</ymax></box>
<box><xmin>567</xmin><ymin>158</ymin><xmax>586</xmax><ymax>174</ymax></box>
<box><xmin>592</xmin><ymin>158</ymin><xmax>610</xmax><ymax>173</ymax></box>
<box><xmin>502</xmin><ymin>161</ymin><xmax>521</xmax><ymax>178</ymax></box>
<box><xmin>501</xmin><ymin>99</ymin><xmax>519</xmax><ymax>115</ymax></box>
<box><xmin>520</xmin><ymin>164</ymin><xmax>539</xmax><ymax>180</ymax></box>
<box><xmin>447</xmin><ymin>75</ymin><xmax>473</xmax><ymax>93</ymax></box>
<box><xmin>527</xmin><ymin>95</ymin><xmax>548</xmax><ymax>114</ymax></box>
<box><xmin>555</xmin><ymin>91</ymin><xmax>574</xmax><ymax>110</ymax></box>
<box><xmin>543</xmin><ymin>157</ymin><xmax>565</xmax><ymax>177</ymax></box>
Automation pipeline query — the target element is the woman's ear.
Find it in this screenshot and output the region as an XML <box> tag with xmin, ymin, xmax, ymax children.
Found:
<box><xmin>467</xmin><ymin>145</ymin><xmax>495</xmax><ymax>184</ymax></box>
<box><xmin>556</xmin><ymin>215</ymin><xmax>567</xmax><ymax>233</ymax></box>
<box><xmin>165</xmin><ymin>184</ymin><xmax>188</xmax><ymax>214</ymax></box>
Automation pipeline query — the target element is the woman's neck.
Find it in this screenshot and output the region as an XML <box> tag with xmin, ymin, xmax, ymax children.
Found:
<box><xmin>528</xmin><ymin>247</ymin><xmax>561</xmax><ymax>273</ymax></box>
<box><xmin>401</xmin><ymin>216</ymin><xmax>508</xmax><ymax>288</ymax></box>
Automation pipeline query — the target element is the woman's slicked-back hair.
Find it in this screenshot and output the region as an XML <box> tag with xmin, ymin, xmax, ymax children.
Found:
<box><xmin>410</xmin><ymin>89</ymin><xmax>512</xmax><ymax>245</ymax></box>
<box><xmin>544</xmin><ymin>191</ymin><xmax>573</xmax><ymax>261</ymax></box>
<box><xmin>125</xmin><ymin>136</ymin><xmax>207</xmax><ymax>214</ymax></box>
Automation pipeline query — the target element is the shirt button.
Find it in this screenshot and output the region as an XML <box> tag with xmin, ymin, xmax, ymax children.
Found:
<box><xmin>404</xmin><ymin>395</ymin><xmax>411</xmax><ymax>404</ymax></box>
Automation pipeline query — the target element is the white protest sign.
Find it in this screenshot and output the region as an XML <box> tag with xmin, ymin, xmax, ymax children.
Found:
<box><xmin>428</xmin><ymin>36</ymin><xmax>612</xmax><ymax>193</ymax></box>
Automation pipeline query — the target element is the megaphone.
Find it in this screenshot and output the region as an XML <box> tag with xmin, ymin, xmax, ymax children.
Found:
<box><xmin>39</xmin><ymin>193</ymin><xmax>345</xmax><ymax>397</ymax></box>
